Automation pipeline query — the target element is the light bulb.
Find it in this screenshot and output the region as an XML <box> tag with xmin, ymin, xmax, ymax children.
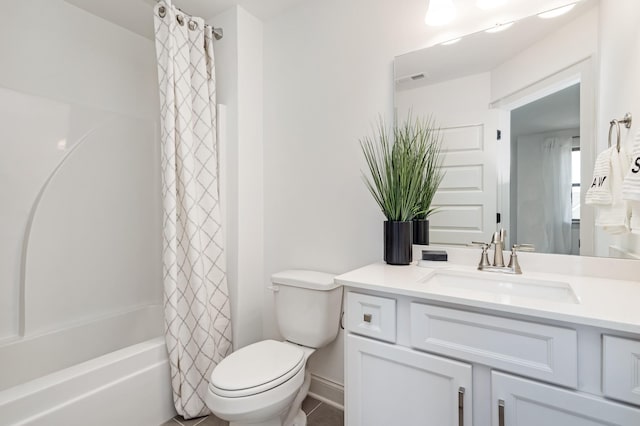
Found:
<box><xmin>425</xmin><ymin>0</ymin><xmax>456</xmax><ymax>26</ymax></box>
<box><xmin>538</xmin><ymin>4</ymin><xmax>576</xmax><ymax>19</ymax></box>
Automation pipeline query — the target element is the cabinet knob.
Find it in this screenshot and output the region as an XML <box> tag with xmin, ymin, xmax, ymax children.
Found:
<box><xmin>363</xmin><ymin>313</ymin><xmax>372</xmax><ymax>323</ymax></box>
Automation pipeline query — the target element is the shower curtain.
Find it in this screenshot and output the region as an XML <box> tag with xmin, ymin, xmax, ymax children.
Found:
<box><xmin>541</xmin><ymin>137</ymin><xmax>573</xmax><ymax>254</ymax></box>
<box><xmin>154</xmin><ymin>2</ymin><xmax>232</xmax><ymax>418</ymax></box>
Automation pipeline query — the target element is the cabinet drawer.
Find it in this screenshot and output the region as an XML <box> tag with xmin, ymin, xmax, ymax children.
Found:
<box><xmin>410</xmin><ymin>303</ymin><xmax>577</xmax><ymax>387</ymax></box>
<box><xmin>346</xmin><ymin>292</ymin><xmax>396</xmax><ymax>343</ymax></box>
<box><xmin>603</xmin><ymin>335</ymin><xmax>640</xmax><ymax>406</ymax></box>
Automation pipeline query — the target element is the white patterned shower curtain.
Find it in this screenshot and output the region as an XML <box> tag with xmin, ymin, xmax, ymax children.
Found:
<box><xmin>153</xmin><ymin>2</ymin><xmax>232</xmax><ymax>419</ymax></box>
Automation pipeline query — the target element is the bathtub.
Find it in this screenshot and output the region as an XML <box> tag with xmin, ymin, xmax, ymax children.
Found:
<box><xmin>0</xmin><ymin>305</ymin><xmax>176</xmax><ymax>426</ymax></box>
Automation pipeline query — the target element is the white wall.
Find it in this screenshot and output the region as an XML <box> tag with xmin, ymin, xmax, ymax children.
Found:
<box><xmin>262</xmin><ymin>0</ymin><xmax>436</xmax><ymax>386</ymax></box>
<box><xmin>596</xmin><ymin>0</ymin><xmax>640</xmax><ymax>257</ymax></box>
<box><xmin>211</xmin><ymin>6</ymin><xmax>265</xmax><ymax>350</ymax></box>
<box><xmin>0</xmin><ymin>0</ymin><xmax>160</xmax><ymax>339</ymax></box>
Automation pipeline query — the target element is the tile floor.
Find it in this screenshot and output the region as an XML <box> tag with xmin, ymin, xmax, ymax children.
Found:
<box><xmin>160</xmin><ymin>396</ymin><xmax>344</xmax><ymax>426</ymax></box>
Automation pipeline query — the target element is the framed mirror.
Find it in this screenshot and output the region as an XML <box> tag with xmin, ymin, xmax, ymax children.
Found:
<box><xmin>393</xmin><ymin>0</ymin><xmax>617</xmax><ymax>257</ymax></box>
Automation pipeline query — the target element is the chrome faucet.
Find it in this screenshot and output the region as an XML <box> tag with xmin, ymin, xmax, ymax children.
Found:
<box><xmin>492</xmin><ymin>229</ymin><xmax>506</xmax><ymax>267</ymax></box>
<box><xmin>471</xmin><ymin>229</ymin><xmax>534</xmax><ymax>274</ymax></box>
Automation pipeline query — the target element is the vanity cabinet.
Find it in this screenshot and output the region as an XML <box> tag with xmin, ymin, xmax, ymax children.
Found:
<box><xmin>344</xmin><ymin>290</ymin><xmax>640</xmax><ymax>426</ymax></box>
<box><xmin>346</xmin><ymin>334</ymin><xmax>472</xmax><ymax>426</ymax></box>
<box><xmin>492</xmin><ymin>372</ymin><xmax>640</xmax><ymax>425</ymax></box>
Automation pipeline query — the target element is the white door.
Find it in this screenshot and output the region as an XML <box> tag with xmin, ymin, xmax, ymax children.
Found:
<box><xmin>395</xmin><ymin>72</ymin><xmax>500</xmax><ymax>246</ymax></box>
<box><xmin>429</xmin><ymin>109</ymin><xmax>499</xmax><ymax>246</ymax></box>
<box><xmin>492</xmin><ymin>371</ymin><xmax>640</xmax><ymax>426</ymax></box>
<box><xmin>346</xmin><ymin>334</ymin><xmax>472</xmax><ymax>426</ymax></box>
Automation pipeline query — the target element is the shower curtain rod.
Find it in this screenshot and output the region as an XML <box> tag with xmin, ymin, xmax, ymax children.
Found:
<box><xmin>156</xmin><ymin>0</ymin><xmax>224</xmax><ymax>40</ymax></box>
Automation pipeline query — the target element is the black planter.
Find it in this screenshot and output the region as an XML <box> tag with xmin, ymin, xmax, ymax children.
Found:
<box><xmin>384</xmin><ymin>221</ymin><xmax>413</xmax><ymax>265</ymax></box>
<box><xmin>412</xmin><ymin>219</ymin><xmax>430</xmax><ymax>245</ymax></box>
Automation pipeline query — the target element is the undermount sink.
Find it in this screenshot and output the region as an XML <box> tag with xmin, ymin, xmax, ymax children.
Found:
<box><xmin>422</xmin><ymin>270</ymin><xmax>580</xmax><ymax>304</ymax></box>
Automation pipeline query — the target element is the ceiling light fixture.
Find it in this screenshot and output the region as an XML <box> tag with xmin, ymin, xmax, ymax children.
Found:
<box><xmin>476</xmin><ymin>0</ymin><xmax>507</xmax><ymax>10</ymax></box>
<box><xmin>538</xmin><ymin>3</ymin><xmax>576</xmax><ymax>19</ymax></box>
<box><xmin>425</xmin><ymin>0</ymin><xmax>457</xmax><ymax>26</ymax></box>
<box><xmin>485</xmin><ymin>21</ymin><xmax>514</xmax><ymax>33</ymax></box>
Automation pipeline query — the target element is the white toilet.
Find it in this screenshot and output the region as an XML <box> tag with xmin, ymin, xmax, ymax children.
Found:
<box><xmin>205</xmin><ymin>270</ymin><xmax>343</xmax><ymax>426</ymax></box>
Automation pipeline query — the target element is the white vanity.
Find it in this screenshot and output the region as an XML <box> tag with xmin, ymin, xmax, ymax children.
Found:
<box><xmin>337</xmin><ymin>252</ymin><xmax>640</xmax><ymax>426</ymax></box>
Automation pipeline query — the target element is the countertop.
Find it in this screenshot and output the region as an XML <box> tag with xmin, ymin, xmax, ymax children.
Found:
<box><xmin>335</xmin><ymin>261</ymin><xmax>640</xmax><ymax>334</ymax></box>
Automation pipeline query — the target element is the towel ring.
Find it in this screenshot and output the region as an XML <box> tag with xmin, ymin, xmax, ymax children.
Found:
<box><xmin>608</xmin><ymin>112</ymin><xmax>632</xmax><ymax>152</ymax></box>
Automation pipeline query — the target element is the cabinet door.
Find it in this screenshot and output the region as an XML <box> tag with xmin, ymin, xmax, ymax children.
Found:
<box><xmin>492</xmin><ymin>371</ymin><xmax>640</xmax><ymax>426</ymax></box>
<box><xmin>346</xmin><ymin>334</ymin><xmax>472</xmax><ymax>426</ymax></box>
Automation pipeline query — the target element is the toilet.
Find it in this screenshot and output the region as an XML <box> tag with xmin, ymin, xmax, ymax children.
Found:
<box><xmin>205</xmin><ymin>270</ymin><xmax>343</xmax><ymax>426</ymax></box>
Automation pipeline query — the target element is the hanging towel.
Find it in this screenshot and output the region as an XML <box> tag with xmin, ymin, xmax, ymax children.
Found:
<box><xmin>585</xmin><ymin>147</ymin><xmax>614</xmax><ymax>205</ymax></box>
<box><xmin>596</xmin><ymin>147</ymin><xmax>632</xmax><ymax>234</ymax></box>
<box><xmin>630</xmin><ymin>201</ymin><xmax>640</xmax><ymax>235</ymax></box>
<box><xmin>621</xmin><ymin>132</ymin><xmax>640</xmax><ymax>201</ymax></box>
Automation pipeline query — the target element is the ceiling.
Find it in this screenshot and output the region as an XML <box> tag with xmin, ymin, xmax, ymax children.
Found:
<box><xmin>64</xmin><ymin>0</ymin><xmax>308</xmax><ymax>39</ymax></box>
<box><xmin>64</xmin><ymin>0</ymin><xmax>585</xmax><ymax>42</ymax></box>
<box><xmin>511</xmin><ymin>83</ymin><xmax>581</xmax><ymax>137</ymax></box>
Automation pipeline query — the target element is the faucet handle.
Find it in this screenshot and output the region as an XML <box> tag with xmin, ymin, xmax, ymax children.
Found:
<box><xmin>507</xmin><ymin>244</ymin><xmax>534</xmax><ymax>274</ymax></box>
<box><xmin>469</xmin><ymin>242</ymin><xmax>491</xmax><ymax>269</ymax></box>
<box><xmin>512</xmin><ymin>244</ymin><xmax>535</xmax><ymax>252</ymax></box>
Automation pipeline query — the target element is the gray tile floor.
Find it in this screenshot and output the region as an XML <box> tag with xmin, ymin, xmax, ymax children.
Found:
<box><xmin>160</xmin><ymin>396</ymin><xmax>344</xmax><ymax>426</ymax></box>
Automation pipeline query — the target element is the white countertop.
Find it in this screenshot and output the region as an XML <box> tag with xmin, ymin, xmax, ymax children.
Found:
<box><xmin>335</xmin><ymin>261</ymin><xmax>640</xmax><ymax>334</ymax></box>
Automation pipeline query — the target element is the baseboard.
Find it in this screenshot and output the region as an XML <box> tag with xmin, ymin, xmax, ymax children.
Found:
<box><xmin>308</xmin><ymin>374</ymin><xmax>344</xmax><ymax>410</ymax></box>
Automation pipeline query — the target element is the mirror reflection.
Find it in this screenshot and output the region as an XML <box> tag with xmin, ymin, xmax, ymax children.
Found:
<box><xmin>393</xmin><ymin>0</ymin><xmax>615</xmax><ymax>257</ymax></box>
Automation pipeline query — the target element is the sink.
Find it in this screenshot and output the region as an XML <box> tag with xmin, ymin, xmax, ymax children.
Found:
<box><xmin>422</xmin><ymin>270</ymin><xmax>580</xmax><ymax>304</ymax></box>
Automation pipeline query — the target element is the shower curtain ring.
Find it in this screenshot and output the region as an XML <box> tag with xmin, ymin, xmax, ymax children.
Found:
<box><xmin>176</xmin><ymin>14</ymin><xmax>185</xmax><ymax>26</ymax></box>
<box><xmin>158</xmin><ymin>6</ymin><xmax>166</xmax><ymax>18</ymax></box>
<box><xmin>189</xmin><ymin>20</ymin><xmax>198</xmax><ymax>30</ymax></box>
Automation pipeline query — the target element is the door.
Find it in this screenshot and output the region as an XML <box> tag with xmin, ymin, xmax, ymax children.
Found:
<box><xmin>346</xmin><ymin>334</ymin><xmax>472</xmax><ymax>426</ymax></box>
<box><xmin>492</xmin><ymin>371</ymin><xmax>640</xmax><ymax>426</ymax></box>
<box><xmin>395</xmin><ymin>72</ymin><xmax>499</xmax><ymax>246</ymax></box>
<box><xmin>429</xmin><ymin>109</ymin><xmax>500</xmax><ymax>246</ymax></box>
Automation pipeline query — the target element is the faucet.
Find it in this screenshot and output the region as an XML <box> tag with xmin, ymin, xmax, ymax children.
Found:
<box><xmin>492</xmin><ymin>229</ymin><xmax>506</xmax><ymax>267</ymax></box>
<box><xmin>471</xmin><ymin>229</ymin><xmax>534</xmax><ymax>274</ymax></box>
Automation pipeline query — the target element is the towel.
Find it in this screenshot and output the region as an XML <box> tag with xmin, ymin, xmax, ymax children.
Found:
<box><xmin>622</xmin><ymin>132</ymin><xmax>640</xmax><ymax>201</ymax></box>
<box><xmin>596</xmin><ymin>146</ymin><xmax>632</xmax><ymax>234</ymax></box>
<box><xmin>585</xmin><ymin>147</ymin><xmax>614</xmax><ymax>205</ymax></box>
<box><xmin>630</xmin><ymin>201</ymin><xmax>640</xmax><ymax>235</ymax></box>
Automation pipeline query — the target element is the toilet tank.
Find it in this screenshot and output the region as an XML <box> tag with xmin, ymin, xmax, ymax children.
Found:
<box><xmin>271</xmin><ymin>270</ymin><xmax>343</xmax><ymax>348</ymax></box>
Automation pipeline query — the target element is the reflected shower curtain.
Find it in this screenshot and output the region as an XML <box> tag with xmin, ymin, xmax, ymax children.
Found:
<box><xmin>541</xmin><ymin>137</ymin><xmax>572</xmax><ymax>254</ymax></box>
<box><xmin>154</xmin><ymin>2</ymin><xmax>232</xmax><ymax>418</ymax></box>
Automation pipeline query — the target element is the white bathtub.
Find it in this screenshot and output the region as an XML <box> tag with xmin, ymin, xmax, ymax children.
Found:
<box><xmin>0</xmin><ymin>305</ymin><xmax>176</xmax><ymax>426</ymax></box>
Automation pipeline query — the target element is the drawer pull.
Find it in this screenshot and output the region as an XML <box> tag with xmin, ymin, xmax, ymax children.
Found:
<box><xmin>498</xmin><ymin>399</ymin><xmax>505</xmax><ymax>426</ymax></box>
<box><xmin>458</xmin><ymin>387</ymin><xmax>465</xmax><ymax>426</ymax></box>
<box><xmin>363</xmin><ymin>313</ymin><xmax>372</xmax><ymax>323</ymax></box>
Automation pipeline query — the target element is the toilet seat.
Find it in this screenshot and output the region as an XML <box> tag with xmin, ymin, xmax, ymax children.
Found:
<box><xmin>209</xmin><ymin>340</ymin><xmax>305</xmax><ymax>398</ymax></box>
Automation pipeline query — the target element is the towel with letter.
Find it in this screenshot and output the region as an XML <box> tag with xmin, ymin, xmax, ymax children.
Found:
<box><xmin>622</xmin><ymin>132</ymin><xmax>640</xmax><ymax>234</ymax></box>
<box><xmin>588</xmin><ymin>146</ymin><xmax>631</xmax><ymax>234</ymax></box>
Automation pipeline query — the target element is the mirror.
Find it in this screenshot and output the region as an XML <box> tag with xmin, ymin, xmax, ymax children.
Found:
<box><xmin>393</xmin><ymin>0</ymin><xmax>618</xmax><ymax>257</ymax></box>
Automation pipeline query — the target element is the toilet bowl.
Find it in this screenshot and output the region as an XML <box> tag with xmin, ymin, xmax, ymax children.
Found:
<box><xmin>205</xmin><ymin>270</ymin><xmax>342</xmax><ymax>426</ymax></box>
<box><xmin>206</xmin><ymin>340</ymin><xmax>314</xmax><ymax>426</ymax></box>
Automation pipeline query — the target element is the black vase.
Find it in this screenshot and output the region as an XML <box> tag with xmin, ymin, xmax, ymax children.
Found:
<box><xmin>384</xmin><ymin>221</ymin><xmax>413</xmax><ymax>265</ymax></box>
<box><xmin>412</xmin><ymin>219</ymin><xmax>430</xmax><ymax>245</ymax></box>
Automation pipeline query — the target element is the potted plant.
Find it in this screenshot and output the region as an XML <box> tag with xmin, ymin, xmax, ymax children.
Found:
<box><xmin>412</xmin><ymin>118</ymin><xmax>445</xmax><ymax>245</ymax></box>
<box><xmin>360</xmin><ymin>115</ymin><xmax>442</xmax><ymax>265</ymax></box>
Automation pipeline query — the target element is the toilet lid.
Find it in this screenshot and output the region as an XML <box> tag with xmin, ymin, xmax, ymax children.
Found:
<box><xmin>209</xmin><ymin>340</ymin><xmax>304</xmax><ymax>397</ymax></box>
